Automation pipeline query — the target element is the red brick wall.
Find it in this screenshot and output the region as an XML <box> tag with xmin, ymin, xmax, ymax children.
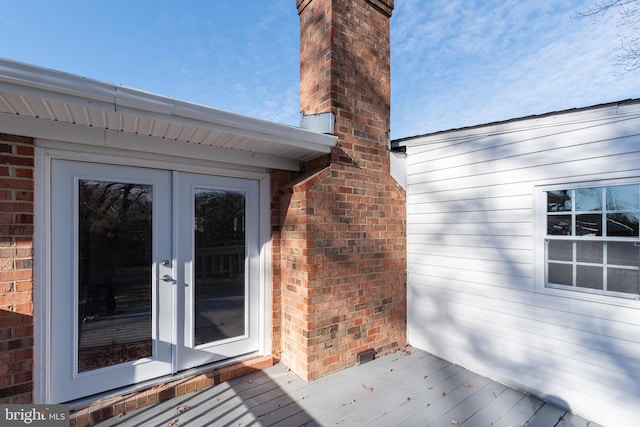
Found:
<box><xmin>0</xmin><ymin>134</ymin><xmax>35</xmax><ymax>403</ymax></box>
<box><xmin>270</xmin><ymin>169</ymin><xmax>305</xmax><ymax>361</ymax></box>
<box><xmin>280</xmin><ymin>0</ymin><xmax>406</xmax><ymax>380</ymax></box>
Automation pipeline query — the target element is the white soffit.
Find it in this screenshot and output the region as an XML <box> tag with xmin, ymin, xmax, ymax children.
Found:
<box><xmin>0</xmin><ymin>58</ymin><xmax>336</xmax><ymax>170</ymax></box>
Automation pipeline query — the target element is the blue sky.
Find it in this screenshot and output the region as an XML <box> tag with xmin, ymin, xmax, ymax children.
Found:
<box><xmin>3</xmin><ymin>0</ymin><xmax>639</xmax><ymax>139</ymax></box>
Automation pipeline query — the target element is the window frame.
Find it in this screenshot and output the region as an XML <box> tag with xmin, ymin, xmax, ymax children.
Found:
<box><xmin>534</xmin><ymin>179</ymin><xmax>640</xmax><ymax>305</ymax></box>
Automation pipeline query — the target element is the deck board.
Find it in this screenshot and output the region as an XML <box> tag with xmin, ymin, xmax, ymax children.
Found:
<box><xmin>467</xmin><ymin>388</ymin><xmax>536</xmax><ymax>426</ymax></box>
<box><xmin>91</xmin><ymin>348</ymin><xmax>602</xmax><ymax>427</ymax></box>
<box><xmin>525</xmin><ymin>403</ymin><xmax>567</xmax><ymax>427</ymax></box>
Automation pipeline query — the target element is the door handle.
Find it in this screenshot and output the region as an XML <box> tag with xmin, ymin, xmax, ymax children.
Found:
<box><xmin>161</xmin><ymin>274</ymin><xmax>173</xmax><ymax>282</ymax></box>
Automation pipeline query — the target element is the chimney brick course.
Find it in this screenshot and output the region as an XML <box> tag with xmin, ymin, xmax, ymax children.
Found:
<box><xmin>278</xmin><ymin>0</ymin><xmax>405</xmax><ymax>381</ymax></box>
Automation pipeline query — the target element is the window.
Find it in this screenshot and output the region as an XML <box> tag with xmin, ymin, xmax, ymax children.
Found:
<box><xmin>544</xmin><ymin>183</ymin><xmax>640</xmax><ymax>299</ymax></box>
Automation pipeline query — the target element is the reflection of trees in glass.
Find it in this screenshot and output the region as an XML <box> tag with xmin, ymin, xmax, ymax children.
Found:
<box><xmin>77</xmin><ymin>180</ymin><xmax>154</xmax><ymax>372</ymax></box>
<box><xmin>78</xmin><ymin>180</ymin><xmax>153</xmax><ymax>318</ymax></box>
<box><xmin>79</xmin><ymin>181</ymin><xmax>153</xmax><ymax>267</ymax></box>
<box><xmin>607</xmin><ymin>213</ymin><xmax>639</xmax><ymax>236</ymax></box>
<box><xmin>606</xmin><ymin>185</ymin><xmax>639</xmax><ymax>211</ymax></box>
<box><xmin>575</xmin><ymin>188</ymin><xmax>602</xmax><ymax>211</ymax></box>
<box><xmin>547</xmin><ymin>190</ymin><xmax>571</xmax><ymax>212</ymax></box>
<box><xmin>195</xmin><ymin>190</ymin><xmax>245</xmax><ymax>248</ymax></box>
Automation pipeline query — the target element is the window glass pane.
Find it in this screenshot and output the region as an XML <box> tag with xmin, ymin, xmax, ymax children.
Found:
<box><xmin>607</xmin><ymin>213</ymin><xmax>639</xmax><ymax>237</ymax></box>
<box><xmin>547</xmin><ymin>190</ymin><xmax>571</xmax><ymax>212</ymax></box>
<box><xmin>576</xmin><ymin>241</ymin><xmax>602</xmax><ymax>264</ymax></box>
<box><xmin>576</xmin><ymin>265</ymin><xmax>603</xmax><ymax>290</ymax></box>
<box><xmin>607</xmin><ymin>241</ymin><xmax>640</xmax><ymax>266</ymax></box>
<box><xmin>606</xmin><ymin>185</ymin><xmax>639</xmax><ymax>211</ymax></box>
<box><xmin>607</xmin><ymin>268</ymin><xmax>640</xmax><ymax>295</ymax></box>
<box><xmin>574</xmin><ymin>188</ymin><xmax>602</xmax><ymax>211</ymax></box>
<box><xmin>548</xmin><ymin>263</ymin><xmax>572</xmax><ymax>286</ymax></box>
<box><xmin>548</xmin><ymin>215</ymin><xmax>571</xmax><ymax>235</ymax></box>
<box><xmin>576</xmin><ymin>214</ymin><xmax>602</xmax><ymax>236</ymax></box>
<box><xmin>548</xmin><ymin>240</ymin><xmax>572</xmax><ymax>261</ymax></box>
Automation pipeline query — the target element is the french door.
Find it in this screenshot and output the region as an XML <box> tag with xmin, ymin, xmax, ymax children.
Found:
<box><xmin>49</xmin><ymin>160</ymin><xmax>261</xmax><ymax>402</ymax></box>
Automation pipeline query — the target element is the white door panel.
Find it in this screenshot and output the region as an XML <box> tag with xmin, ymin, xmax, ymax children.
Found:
<box><xmin>175</xmin><ymin>172</ymin><xmax>260</xmax><ymax>371</ymax></box>
<box><xmin>50</xmin><ymin>160</ymin><xmax>173</xmax><ymax>402</ymax></box>
<box><xmin>49</xmin><ymin>161</ymin><xmax>261</xmax><ymax>402</ymax></box>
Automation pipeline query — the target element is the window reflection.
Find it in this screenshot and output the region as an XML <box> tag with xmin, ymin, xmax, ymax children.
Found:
<box><xmin>194</xmin><ymin>189</ymin><xmax>246</xmax><ymax>346</ymax></box>
<box><xmin>547</xmin><ymin>215</ymin><xmax>571</xmax><ymax>235</ymax></box>
<box><xmin>547</xmin><ymin>190</ymin><xmax>571</xmax><ymax>212</ymax></box>
<box><xmin>78</xmin><ymin>180</ymin><xmax>153</xmax><ymax>372</ymax></box>
<box><xmin>576</xmin><ymin>214</ymin><xmax>602</xmax><ymax>236</ymax></box>
<box><xmin>574</xmin><ymin>188</ymin><xmax>602</xmax><ymax>211</ymax></box>
<box><xmin>545</xmin><ymin>183</ymin><xmax>640</xmax><ymax>298</ymax></box>
<box><xmin>606</xmin><ymin>185</ymin><xmax>639</xmax><ymax>211</ymax></box>
<box><xmin>607</xmin><ymin>213</ymin><xmax>639</xmax><ymax>236</ymax></box>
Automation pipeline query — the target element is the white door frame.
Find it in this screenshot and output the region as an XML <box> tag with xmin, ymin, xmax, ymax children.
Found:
<box><xmin>34</xmin><ymin>142</ymin><xmax>272</xmax><ymax>403</ymax></box>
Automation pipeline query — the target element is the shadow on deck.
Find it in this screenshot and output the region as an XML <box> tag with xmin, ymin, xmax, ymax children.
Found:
<box><xmin>92</xmin><ymin>348</ymin><xmax>604</xmax><ymax>426</ymax></box>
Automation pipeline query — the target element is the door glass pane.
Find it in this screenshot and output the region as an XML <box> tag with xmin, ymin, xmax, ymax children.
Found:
<box><xmin>194</xmin><ymin>189</ymin><xmax>246</xmax><ymax>346</ymax></box>
<box><xmin>78</xmin><ymin>180</ymin><xmax>153</xmax><ymax>373</ymax></box>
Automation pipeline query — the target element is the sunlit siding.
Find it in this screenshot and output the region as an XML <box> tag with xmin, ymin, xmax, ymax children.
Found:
<box><xmin>403</xmin><ymin>100</ymin><xmax>640</xmax><ymax>426</ymax></box>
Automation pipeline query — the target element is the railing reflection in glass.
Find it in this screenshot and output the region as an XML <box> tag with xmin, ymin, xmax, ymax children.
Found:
<box><xmin>194</xmin><ymin>188</ymin><xmax>246</xmax><ymax>346</ymax></box>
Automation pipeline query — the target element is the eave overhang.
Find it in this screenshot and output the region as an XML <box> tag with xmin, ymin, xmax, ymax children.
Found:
<box><xmin>0</xmin><ymin>58</ymin><xmax>337</xmax><ymax>171</ymax></box>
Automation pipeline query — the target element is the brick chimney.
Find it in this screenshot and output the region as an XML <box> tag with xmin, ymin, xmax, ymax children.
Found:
<box><xmin>277</xmin><ymin>0</ymin><xmax>406</xmax><ymax>381</ymax></box>
<box><xmin>298</xmin><ymin>0</ymin><xmax>394</xmax><ymax>170</ymax></box>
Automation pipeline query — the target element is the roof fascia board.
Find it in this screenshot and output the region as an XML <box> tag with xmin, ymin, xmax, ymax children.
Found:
<box><xmin>0</xmin><ymin>59</ymin><xmax>115</xmax><ymax>104</ymax></box>
<box><xmin>0</xmin><ymin>112</ymin><xmax>302</xmax><ymax>171</ymax></box>
<box><xmin>396</xmin><ymin>99</ymin><xmax>640</xmax><ymax>148</ymax></box>
<box><xmin>0</xmin><ymin>58</ymin><xmax>336</xmax><ymax>154</ymax></box>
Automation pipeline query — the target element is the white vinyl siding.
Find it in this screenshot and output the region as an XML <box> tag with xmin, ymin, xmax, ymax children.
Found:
<box><xmin>402</xmin><ymin>101</ymin><xmax>640</xmax><ymax>426</ymax></box>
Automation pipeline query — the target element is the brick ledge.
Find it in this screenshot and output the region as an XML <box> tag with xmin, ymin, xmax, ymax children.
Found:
<box><xmin>69</xmin><ymin>355</ymin><xmax>275</xmax><ymax>427</ymax></box>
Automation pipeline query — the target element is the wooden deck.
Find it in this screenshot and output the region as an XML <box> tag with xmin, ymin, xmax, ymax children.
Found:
<box><xmin>93</xmin><ymin>348</ymin><xmax>604</xmax><ymax>427</ymax></box>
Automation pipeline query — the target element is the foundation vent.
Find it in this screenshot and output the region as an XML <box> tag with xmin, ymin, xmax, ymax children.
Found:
<box><xmin>357</xmin><ymin>349</ymin><xmax>376</xmax><ymax>364</ymax></box>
